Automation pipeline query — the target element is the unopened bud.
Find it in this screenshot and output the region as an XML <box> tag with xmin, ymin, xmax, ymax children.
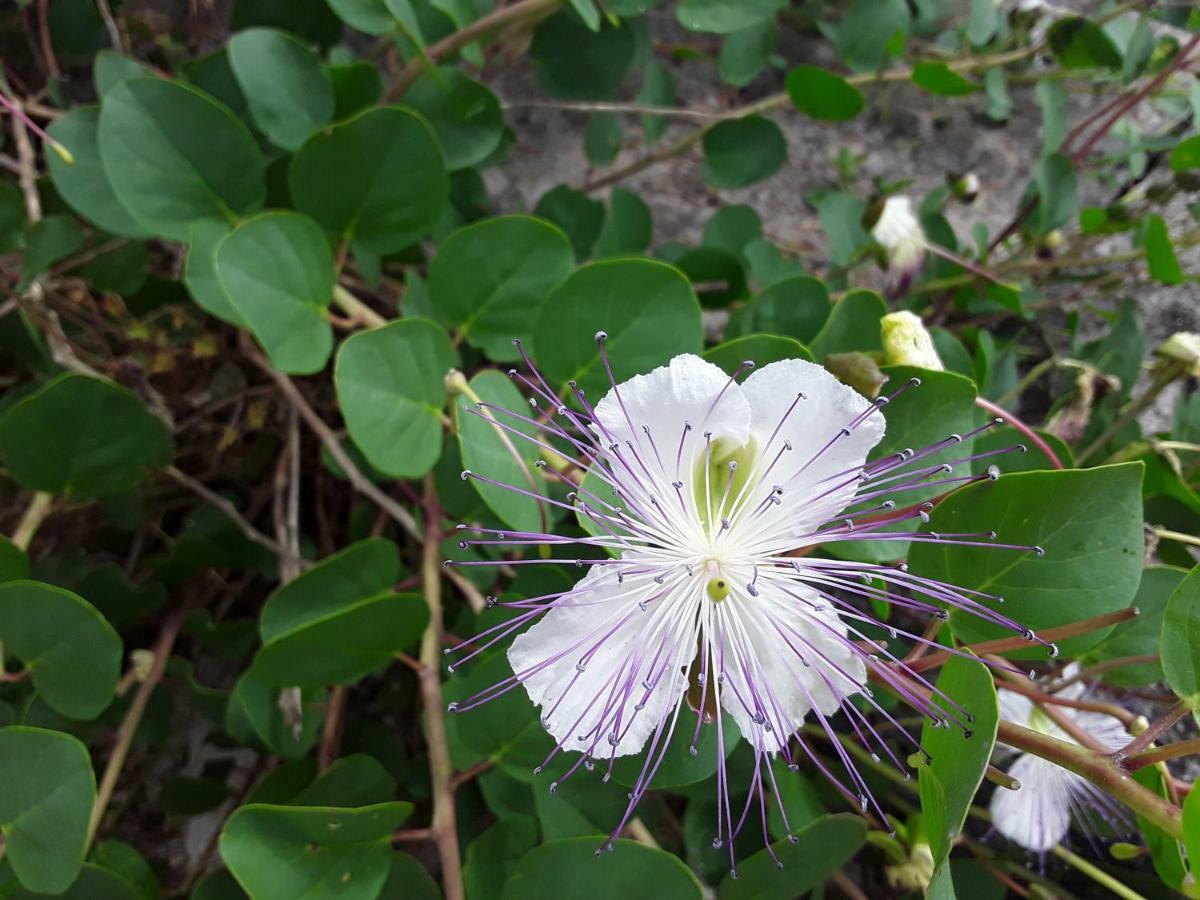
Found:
<box><xmin>130</xmin><ymin>649</ymin><xmax>155</xmax><ymax>682</ymax></box>
<box><xmin>1042</xmin><ymin>229</ymin><xmax>1065</xmax><ymax>250</ymax></box>
<box><xmin>884</xmin><ymin>840</ymin><xmax>934</xmax><ymax>892</ymax></box>
<box><xmin>49</xmin><ymin>140</ymin><xmax>75</xmax><ymax>166</ymax></box>
<box><xmin>1155</xmin><ymin>332</ymin><xmax>1200</xmax><ymax>377</ymax></box>
<box><xmin>445</xmin><ymin>368</ymin><xmax>471</xmax><ymax>396</ymax></box>
<box><xmin>825</xmin><ymin>352</ymin><xmax>887</xmax><ymax>398</ymax></box>
<box><xmin>948</xmin><ymin>172</ymin><xmax>980</xmax><ymax>203</ymax></box>
<box><xmin>870</xmin><ymin>196</ymin><xmax>926</xmax><ymax>297</ymax></box>
<box><xmin>1109</xmin><ymin>842</ymin><xmax>1145</xmax><ymax>861</ymax></box>
<box><xmin>881</xmin><ymin>311</ymin><xmax>944</xmax><ymax>371</ymax></box>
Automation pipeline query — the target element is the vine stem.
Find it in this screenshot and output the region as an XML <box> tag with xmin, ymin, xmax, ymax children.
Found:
<box><xmin>580</xmin><ymin>47</ymin><xmax>1036</xmax><ymax>193</ymax></box>
<box><xmin>1114</xmin><ymin>700</ymin><xmax>1191</xmax><ymax>763</ymax></box>
<box><xmin>385</xmin><ymin>0</ymin><xmax>561</xmax><ymax>100</ymax></box>
<box><xmin>332</xmin><ymin>284</ymin><xmax>387</xmax><ymax>329</ymax></box>
<box><xmin>1051</xmin><ymin>845</ymin><xmax>1146</xmax><ymax>900</ymax></box>
<box><xmin>87</xmin><ymin>602</ymin><xmax>191</xmax><ymax>849</ymax></box>
<box><xmin>974</xmin><ymin>396</ymin><xmax>1063</xmax><ymax>469</ymax></box>
<box><xmin>10</xmin><ymin>491</ymin><xmax>54</xmax><ymax>550</ymax></box>
<box><xmin>1124</xmin><ymin>737</ymin><xmax>1200</xmax><ymax>773</ymax></box>
<box><xmin>420</xmin><ymin>474</ymin><xmax>464</xmax><ymax>900</ymax></box>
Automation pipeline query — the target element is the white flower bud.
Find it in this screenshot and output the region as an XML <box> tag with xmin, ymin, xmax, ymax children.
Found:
<box><xmin>881</xmin><ymin>311</ymin><xmax>944</xmax><ymax>371</ymax></box>
<box><xmin>871</xmin><ymin>196</ymin><xmax>926</xmax><ymax>296</ymax></box>
<box><xmin>1155</xmin><ymin>332</ymin><xmax>1200</xmax><ymax>377</ymax></box>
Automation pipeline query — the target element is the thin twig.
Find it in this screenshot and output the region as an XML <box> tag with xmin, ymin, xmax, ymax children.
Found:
<box><xmin>94</xmin><ymin>0</ymin><xmax>125</xmax><ymax>52</ymax></box>
<box><xmin>164</xmin><ymin>466</ymin><xmax>293</xmax><ymax>562</ymax></box>
<box><xmin>9</xmin><ymin>492</ymin><xmax>54</xmax><ymax>551</ymax></box>
<box><xmin>318</xmin><ymin>686</ymin><xmax>349</xmax><ymax>772</ymax></box>
<box><xmin>1125</xmin><ymin>738</ymin><xmax>1200</xmax><ymax>772</ymax></box>
<box><xmin>421</xmin><ymin>475</ymin><xmax>464</xmax><ymax>900</ymax></box>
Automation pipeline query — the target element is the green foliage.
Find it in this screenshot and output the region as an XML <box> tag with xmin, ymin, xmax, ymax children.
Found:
<box><xmin>5</xmin><ymin>2</ymin><xmax>1199</xmax><ymax>897</ymax></box>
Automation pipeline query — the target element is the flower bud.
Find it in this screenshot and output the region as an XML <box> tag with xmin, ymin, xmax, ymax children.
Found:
<box><xmin>869</xmin><ymin>196</ymin><xmax>926</xmax><ymax>297</ymax></box>
<box><xmin>1109</xmin><ymin>842</ymin><xmax>1145</xmax><ymax>861</ymax></box>
<box><xmin>948</xmin><ymin>172</ymin><xmax>980</xmax><ymax>203</ymax></box>
<box><xmin>1155</xmin><ymin>332</ymin><xmax>1200</xmax><ymax>377</ymax></box>
<box><xmin>881</xmin><ymin>311</ymin><xmax>944</xmax><ymax>371</ymax></box>
<box><xmin>445</xmin><ymin>368</ymin><xmax>471</xmax><ymax>396</ymax></box>
<box><xmin>825</xmin><ymin>352</ymin><xmax>887</xmax><ymax>398</ymax></box>
<box><xmin>130</xmin><ymin>649</ymin><xmax>155</xmax><ymax>683</ymax></box>
<box><xmin>884</xmin><ymin>840</ymin><xmax>934</xmax><ymax>892</ymax></box>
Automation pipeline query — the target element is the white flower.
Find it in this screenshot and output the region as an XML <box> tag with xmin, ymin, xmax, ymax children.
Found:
<box><xmin>449</xmin><ymin>339</ymin><xmax>1047</xmax><ymax>867</ymax></box>
<box><xmin>990</xmin><ymin>666</ymin><xmax>1129</xmax><ymax>853</ymax></box>
<box><xmin>871</xmin><ymin>196</ymin><xmax>926</xmax><ymax>296</ymax></box>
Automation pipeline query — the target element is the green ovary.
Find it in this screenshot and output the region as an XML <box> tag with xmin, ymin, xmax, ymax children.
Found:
<box><xmin>692</xmin><ymin>436</ymin><xmax>758</xmax><ymax>533</ymax></box>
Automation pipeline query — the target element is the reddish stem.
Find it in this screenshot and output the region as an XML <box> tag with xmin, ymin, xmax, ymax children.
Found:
<box><xmin>975</xmin><ymin>396</ymin><xmax>1063</xmax><ymax>470</ymax></box>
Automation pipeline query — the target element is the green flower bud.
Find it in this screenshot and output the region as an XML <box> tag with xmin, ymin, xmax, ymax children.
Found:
<box><xmin>881</xmin><ymin>311</ymin><xmax>944</xmax><ymax>371</ymax></box>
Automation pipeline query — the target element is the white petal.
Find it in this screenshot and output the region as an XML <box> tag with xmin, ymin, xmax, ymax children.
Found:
<box><xmin>592</xmin><ymin>352</ymin><xmax>751</xmax><ymax>482</ymax></box>
<box><xmin>507</xmin><ymin>566</ymin><xmax>696</xmax><ymax>759</ymax></box>
<box><xmin>997</xmin><ymin>687</ymin><xmax>1034</xmax><ymax>726</ymax></box>
<box><xmin>711</xmin><ymin>578</ymin><xmax>866</xmax><ymax>753</ymax></box>
<box><xmin>871</xmin><ymin>196</ymin><xmax>922</xmax><ymax>252</ymax></box>
<box><xmin>737</xmin><ymin>358</ymin><xmax>885</xmax><ymax>539</ymax></box>
<box><xmin>1067</xmin><ymin>710</ymin><xmax>1130</xmax><ymax>752</ymax></box>
<box><xmin>990</xmin><ymin>754</ymin><xmax>1076</xmax><ymax>851</ymax></box>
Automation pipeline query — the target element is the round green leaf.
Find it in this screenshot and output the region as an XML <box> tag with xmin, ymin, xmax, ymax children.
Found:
<box><xmin>225</xmin><ymin>672</ymin><xmax>326</xmax><ymax>759</ymax></box>
<box><xmin>334</xmin><ymin>318</ymin><xmax>455</xmax><ymax>478</ymax></box>
<box><xmin>228</xmin><ymin>28</ymin><xmax>335</xmax><ymax>151</ymax></box>
<box><xmin>912</xmin><ymin>62</ymin><xmax>980</xmax><ymax>96</ymax></box>
<box><xmin>184</xmin><ymin>220</ymin><xmax>242</xmax><ymax>325</ymax></box>
<box><xmin>93</xmin><ymin>50</ymin><xmax>156</xmax><ymax>97</ymax></box>
<box><xmin>455</xmin><ymin>369</ymin><xmax>548</xmax><ymax>534</ymax></box>
<box><xmin>1169</xmin><ymin>135</ymin><xmax>1200</xmax><ymax>173</ymax></box>
<box><xmin>785</xmin><ymin>66</ymin><xmax>865</xmax><ymax>121</ymax></box>
<box><xmin>703</xmin><ymin>116</ymin><xmax>787</xmax><ymax>188</ymax></box>
<box><xmin>809</xmin><ymin>290</ymin><xmax>886</xmax><ymax>359</ymax></box>
<box><xmin>46</xmin><ymin>107</ymin><xmax>149</xmax><ymax>237</ymax></box>
<box><xmin>533</xmin><ymin>185</ymin><xmax>604</xmax><ymax>260</ymax></box>
<box><xmin>215</xmin><ymin>211</ymin><xmax>335</xmax><ymax>375</ymax></box>
<box><xmin>1083</xmin><ymin>565</ymin><xmax>1185</xmax><ymax>686</ymax></box>
<box><xmin>1047</xmin><ymin>17</ymin><xmax>1122</xmax><ymax>69</ymax></box>
<box><xmin>726</xmin><ymin>275</ymin><xmax>831</xmax><ymax>343</ymax></box>
<box><xmin>0</xmin><ymin>581</ymin><xmax>122</xmax><ymax>719</ymax></box>
<box><xmin>703</xmin><ymin>334</ymin><xmax>812</xmax><ymax>374</ymax></box>
<box><xmin>502</xmin><ymin>837</ymin><xmax>703</xmax><ymax>900</ymax></box>
<box><xmin>430</xmin><ymin>216</ymin><xmax>574</xmax><ymax>362</ymax></box>
<box><xmin>1183</xmin><ymin>782</ymin><xmax>1200</xmax><ymax>887</ymax></box>
<box><xmin>532</xmin><ymin>258</ymin><xmax>703</xmax><ymax>395</ymax></box>
<box><xmin>289</xmin><ymin>105</ymin><xmax>449</xmax><ymax>254</ymax></box>
<box><xmin>718</xmin><ymin>814</ymin><xmax>867</xmax><ymax>900</ymax></box>
<box><xmin>1162</xmin><ymin>564</ymin><xmax>1200</xmax><ymax>710</ymax></box>
<box><xmin>0</xmin><ymin>373</ymin><xmax>172</xmax><ymax>497</ymax></box>
<box><xmin>253</xmin><ymin>539</ymin><xmax>426</xmax><ymax>687</ymax></box>
<box><xmin>97</xmin><ymin>77</ymin><xmax>265</xmax><ymax>239</ymax></box>
<box><xmin>464</xmin><ymin>816</ymin><xmax>539</xmax><ymax>900</ymax></box>
<box><xmin>403</xmin><ymin>68</ymin><xmax>504</xmax><ymax>171</ymax></box>
<box><xmin>908</xmin><ymin>463</ymin><xmax>1146</xmax><ymax>657</ymax></box>
<box><xmin>0</xmin><ymin>726</ymin><xmax>96</xmax><ymax>894</ymax></box>
<box><xmin>530</xmin><ymin>12</ymin><xmax>637</xmax><ymax>100</ymax></box>
<box><xmin>918</xmin><ymin>655</ymin><xmax>999</xmax><ymax>865</ymax></box>
<box><xmin>676</xmin><ymin>0</ymin><xmax>786</xmax><ymax>34</ymax></box>
<box><xmin>220</xmin><ymin>802</ymin><xmax>413</xmax><ymax>900</ymax></box>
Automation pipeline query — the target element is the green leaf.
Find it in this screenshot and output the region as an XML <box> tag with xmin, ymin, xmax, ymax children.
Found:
<box><xmin>785</xmin><ymin>66</ymin><xmax>865</xmax><ymax>121</ymax></box>
<box><xmin>253</xmin><ymin>539</ymin><xmax>425</xmax><ymax>686</ymax></box>
<box><xmin>584</xmin><ymin>112</ymin><xmax>623</xmax><ymax>167</ymax></box>
<box><xmin>594</xmin><ymin>188</ymin><xmax>654</xmax><ymax>259</ymax></box>
<box><xmin>727</xmin><ymin>275</ymin><xmax>830</xmax><ymax>343</ymax></box>
<box><xmin>1169</xmin><ymin>134</ymin><xmax>1200</xmax><ymax>172</ymax></box>
<box><xmin>98</xmin><ymin>78</ymin><xmax>265</xmax><ymax>239</ymax></box>
<box><xmin>228</xmin><ymin>28</ymin><xmax>335</xmax><ymax>151</ymax></box>
<box><xmin>970</xmin><ymin>426</ymin><xmax>1073</xmax><ymax>476</ymax></box>
<box><xmin>0</xmin><ymin>537</ymin><xmax>29</xmax><ymax>583</ymax></box>
<box><xmin>676</xmin><ymin>0</ymin><xmax>785</xmax><ymax>34</ymax></box>
<box><xmin>444</xmin><ymin>650</ymin><xmax>548</xmax><ymax>776</ymax></box>
<box><xmin>220</xmin><ymin>802</ymin><xmax>413</xmax><ymax>900</ymax></box>
<box><xmin>215</xmin><ymin>212</ymin><xmax>335</xmax><ymax>375</ymax></box>
<box><xmin>919</xmin><ymin>656</ymin><xmax>999</xmax><ymax>864</ymax></box>
<box><xmin>328</xmin><ymin>61</ymin><xmax>384</xmax><ymax>120</ymax></box>
<box><xmin>1133</xmin><ymin>765</ymin><xmax>1187</xmax><ymax>889</ymax></box>
<box><xmin>809</xmin><ymin>192</ymin><xmax>870</xmax><ymax>268</ymax></box>
<box><xmin>93</xmin><ymin>50</ymin><xmax>155</xmax><ymax>97</ymax></box>
<box><xmin>718</xmin><ymin>20</ymin><xmax>776</xmax><ymax>88</ymax></box>
<box><xmin>1036</xmin><ymin>81</ymin><xmax>1067</xmax><ymax>156</ymax></box>
<box><xmin>532</xmin><ymin>258</ymin><xmax>703</xmax><ymax>395</ymax></box>
<box><xmin>718</xmin><ymin>814</ymin><xmax>867</xmax><ymax>900</ymax></box>
<box><xmin>1182</xmin><ymin>782</ymin><xmax>1200</xmax><ymax>886</ymax></box>
<box><xmin>0</xmin><ymin>726</ymin><xmax>96</xmax><ymax>894</ymax></box>
<box><xmin>1084</xmin><ymin>565</ymin><xmax>1186</xmax><ymax>686</ymax></box>
<box><xmin>1047</xmin><ymin>17</ymin><xmax>1122</xmax><ymax>70</ymax></box>
<box><xmin>0</xmin><ymin>580</ymin><xmax>122</xmax><ymax>719</ymax></box>
<box><xmin>908</xmin><ymin>463</ymin><xmax>1146</xmax><ymax>657</ymax></box>
<box><xmin>1162</xmin><ymin>564</ymin><xmax>1200</xmax><ymax>710</ymax></box>
<box><xmin>464</xmin><ymin>816</ymin><xmax>539</xmax><ymax>900</ymax></box>
<box><xmin>290</xmin><ymin>754</ymin><xmax>396</xmax><ymax>808</ymax></box>
<box><xmin>378</xmin><ymin>852</ymin><xmax>440</xmax><ymax>900</ymax></box>
<box><xmin>92</xmin><ymin>839</ymin><xmax>159</xmax><ymax>900</ymax></box>
<box><xmin>21</xmin><ymin>215</ymin><xmax>84</xmax><ymax>284</ymax></box>
<box><xmin>703</xmin><ymin>116</ymin><xmax>787</xmax><ymax>188</ymax></box>
<box><xmin>46</xmin><ymin>107</ymin><xmax>150</xmax><ymax>238</ymax></box>
<box><xmin>703</xmin><ymin>335</ymin><xmax>812</xmax><ymax>374</ymax></box>
<box><xmin>225</xmin><ymin>672</ymin><xmax>325</xmax><ymax>758</ymax></box>
<box><xmin>912</xmin><ymin>62</ymin><xmax>979</xmax><ymax>96</ymax></box>
<box><xmin>290</xmin><ymin>106</ymin><xmax>449</xmax><ymax>254</ymax></box>
<box><xmin>334</xmin><ymin>318</ymin><xmax>455</xmax><ymax>477</ymax></box>
<box><xmin>703</xmin><ymin>205</ymin><xmax>762</xmax><ymax>259</ymax></box>
<box><xmin>185</xmin><ymin>220</ymin><xmax>242</xmax><ymax>325</ymax></box>
<box><xmin>326</xmin><ymin>0</ymin><xmax>398</xmax><ymax>35</ymax></box>
<box><xmin>612</xmin><ymin>715</ymin><xmax>741</xmax><ymax>790</ymax></box>
<box><xmin>1032</xmin><ymin>153</ymin><xmax>1077</xmax><ymax>235</ymax></box>
<box><xmin>530</xmin><ymin>12</ymin><xmax>636</xmax><ymax>100</ymax></box>
<box><xmin>455</xmin><ymin>369</ymin><xmax>548</xmax><ymax>533</ymax></box>
<box><xmin>502</xmin><ymin>838</ymin><xmax>704</xmax><ymax>900</ymax></box>
<box><xmin>403</xmin><ymin>68</ymin><xmax>504</xmax><ymax>171</ymax></box>
<box><xmin>834</xmin><ymin>0</ymin><xmax>910</xmax><ymax>72</ymax></box>
<box><xmin>1142</xmin><ymin>213</ymin><xmax>1184</xmax><ymax>285</ymax></box>
<box><xmin>809</xmin><ymin>290</ymin><xmax>886</xmax><ymax>359</ymax></box>
<box><xmin>430</xmin><ymin>215</ymin><xmax>574</xmax><ymax>361</ymax></box>
<box><xmin>966</xmin><ymin>0</ymin><xmax>997</xmax><ymax>47</ymax></box>
<box><xmin>0</xmin><ymin>373</ymin><xmax>172</xmax><ymax>497</ymax></box>
<box><xmin>534</xmin><ymin>185</ymin><xmax>604</xmax><ymax>260</ymax></box>
<box><xmin>637</xmin><ymin>60</ymin><xmax>675</xmax><ymax>144</ymax></box>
